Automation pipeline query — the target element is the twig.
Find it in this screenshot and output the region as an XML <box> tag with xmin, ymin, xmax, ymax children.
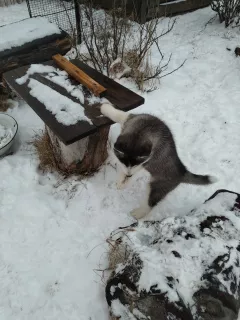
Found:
<box><xmin>159</xmin><ymin>59</ymin><xmax>187</xmax><ymax>79</ymax></box>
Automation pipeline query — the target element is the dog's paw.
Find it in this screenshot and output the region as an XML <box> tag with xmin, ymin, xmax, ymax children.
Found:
<box><xmin>116</xmin><ymin>174</ymin><xmax>130</xmax><ymax>190</ymax></box>
<box><xmin>100</xmin><ymin>103</ymin><xmax>113</xmax><ymax>117</ymax></box>
<box><xmin>130</xmin><ymin>207</ymin><xmax>149</xmax><ymax>220</ymax></box>
<box><xmin>116</xmin><ymin>179</ymin><xmax>126</xmax><ymax>190</ymax></box>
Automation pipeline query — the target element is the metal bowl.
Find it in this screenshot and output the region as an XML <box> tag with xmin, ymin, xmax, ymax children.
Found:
<box><xmin>0</xmin><ymin>113</ymin><xmax>18</xmax><ymax>157</ymax></box>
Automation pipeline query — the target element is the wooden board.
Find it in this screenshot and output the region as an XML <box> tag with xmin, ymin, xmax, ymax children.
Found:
<box><xmin>71</xmin><ymin>59</ymin><xmax>144</xmax><ymax>112</ymax></box>
<box><xmin>52</xmin><ymin>54</ymin><xmax>107</xmax><ymax>97</ymax></box>
<box><xmin>3</xmin><ymin>59</ymin><xmax>144</xmax><ymax>145</ymax></box>
<box><xmin>3</xmin><ymin>65</ymin><xmax>97</xmax><ymax>145</ymax></box>
<box><xmin>0</xmin><ymin>30</ymin><xmax>71</xmax><ymax>76</ymax></box>
<box><xmin>147</xmin><ymin>0</ymin><xmax>211</xmax><ymax>19</ymax></box>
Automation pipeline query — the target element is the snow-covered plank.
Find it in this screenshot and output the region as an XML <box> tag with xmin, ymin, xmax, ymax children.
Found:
<box><xmin>0</xmin><ymin>17</ymin><xmax>61</xmax><ymax>53</ymax></box>
<box><xmin>3</xmin><ymin>59</ymin><xmax>144</xmax><ymax>144</ymax></box>
<box><xmin>0</xmin><ymin>18</ymin><xmax>71</xmax><ymax>76</ymax></box>
<box><xmin>3</xmin><ymin>63</ymin><xmax>97</xmax><ymax>145</ymax></box>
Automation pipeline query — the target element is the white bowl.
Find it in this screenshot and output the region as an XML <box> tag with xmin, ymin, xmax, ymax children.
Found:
<box><xmin>0</xmin><ymin>113</ymin><xmax>18</xmax><ymax>157</ymax></box>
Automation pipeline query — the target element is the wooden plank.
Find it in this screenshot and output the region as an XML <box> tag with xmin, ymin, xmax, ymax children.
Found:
<box><xmin>3</xmin><ymin>65</ymin><xmax>97</xmax><ymax>145</ymax></box>
<box><xmin>139</xmin><ymin>0</ymin><xmax>148</xmax><ymax>24</ymax></box>
<box><xmin>147</xmin><ymin>0</ymin><xmax>211</xmax><ymax>18</ymax></box>
<box><xmin>30</xmin><ymin>73</ymin><xmax>105</xmax><ymax>127</ymax></box>
<box><xmin>0</xmin><ymin>35</ymin><xmax>71</xmax><ymax>76</ymax></box>
<box><xmin>0</xmin><ymin>29</ymin><xmax>69</xmax><ymax>60</ymax></box>
<box><xmin>52</xmin><ymin>54</ymin><xmax>107</xmax><ymax>97</ymax></box>
<box><xmin>3</xmin><ymin>59</ymin><xmax>145</xmax><ymax>145</ymax></box>
<box><xmin>71</xmin><ymin>59</ymin><xmax>145</xmax><ymax>112</ymax></box>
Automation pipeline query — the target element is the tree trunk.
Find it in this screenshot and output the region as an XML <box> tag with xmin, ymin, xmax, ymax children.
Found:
<box><xmin>46</xmin><ymin>125</ymin><xmax>110</xmax><ymax>175</ymax></box>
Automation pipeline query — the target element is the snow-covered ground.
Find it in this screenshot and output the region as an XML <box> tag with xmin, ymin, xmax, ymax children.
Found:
<box><xmin>1</xmin><ymin>3</ymin><xmax>240</xmax><ymax>320</ymax></box>
<box><xmin>0</xmin><ymin>17</ymin><xmax>61</xmax><ymax>52</ymax></box>
<box><xmin>0</xmin><ymin>2</ymin><xmax>28</xmax><ymax>26</ymax></box>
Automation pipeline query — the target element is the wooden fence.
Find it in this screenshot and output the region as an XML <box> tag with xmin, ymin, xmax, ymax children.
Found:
<box><xmin>87</xmin><ymin>0</ymin><xmax>211</xmax><ymax>23</ymax></box>
<box><xmin>145</xmin><ymin>0</ymin><xmax>211</xmax><ymax>22</ymax></box>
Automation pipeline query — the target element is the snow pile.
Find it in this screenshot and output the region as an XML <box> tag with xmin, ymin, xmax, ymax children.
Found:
<box><xmin>28</xmin><ymin>79</ymin><xmax>92</xmax><ymax>126</ymax></box>
<box><xmin>16</xmin><ymin>65</ymin><xmax>57</xmax><ymax>86</ymax></box>
<box><xmin>0</xmin><ymin>17</ymin><xmax>61</xmax><ymax>52</ymax></box>
<box><xmin>0</xmin><ymin>124</ymin><xmax>14</xmax><ymax>148</ymax></box>
<box><xmin>106</xmin><ymin>190</ymin><xmax>240</xmax><ymax>319</ymax></box>
<box><xmin>46</xmin><ymin>73</ymin><xmax>85</xmax><ymax>105</ymax></box>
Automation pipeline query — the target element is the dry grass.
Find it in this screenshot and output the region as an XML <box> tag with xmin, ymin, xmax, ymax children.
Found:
<box><xmin>32</xmin><ymin>128</ymin><xmax>106</xmax><ymax>177</ymax></box>
<box><xmin>33</xmin><ymin>130</ymin><xmax>61</xmax><ymax>174</ymax></box>
<box><xmin>124</xmin><ymin>49</ymin><xmax>160</xmax><ymax>91</ymax></box>
<box><xmin>32</xmin><ymin>130</ymin><xmax>83</xmax><ymax>177</ymax></box>
<box><xmin>0</xmin><ymin>86</ymin><xmax>11</xmax><ymax>112</ymax></box>
<box><xmin>108</xmin><ymin>241</ymin><xmax>127</xmax><ymax>270</ymax></box>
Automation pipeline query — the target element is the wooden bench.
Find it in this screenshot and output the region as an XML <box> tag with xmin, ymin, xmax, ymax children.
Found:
<box><xmin>3</xmin><ymin>59</ymin><xmax>144</xmax><ymax>174</ymax></box>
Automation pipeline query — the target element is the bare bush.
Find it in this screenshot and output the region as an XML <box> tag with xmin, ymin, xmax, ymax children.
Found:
<box><xmin>77</xmin><ymin>0</ymin><xmax>185</xmax><ymax>92</ymax></box>
<box><xmin>211</xmin><ymin>0</ymin><xmax>240</xmax><ymax>27</ymax></box>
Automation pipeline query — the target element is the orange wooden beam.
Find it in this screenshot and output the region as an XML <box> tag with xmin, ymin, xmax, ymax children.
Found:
<box><xmin>52</xmin><ymin>54</ymin><xmax>107</xmax><ymax>97</ymax></box>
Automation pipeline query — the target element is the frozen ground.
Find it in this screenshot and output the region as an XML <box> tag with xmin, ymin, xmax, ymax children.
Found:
<box><xmin>1</xmin><ymin>3</ymin><xmax>240</xmax><ymax>320</ymax></box>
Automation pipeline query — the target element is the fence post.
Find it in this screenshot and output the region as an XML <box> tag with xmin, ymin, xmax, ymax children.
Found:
<box><xmin>26</xmin><ymin>0</ymin><xmax>32</xmax><ymax>17</ymax></box>
<box><xmin>74</xmin><ymin>0</ymin><xmax>81</xmax><ymax>43</ymax></box>
<box><xmin>139</xmin><ymin>0</ymin><xmax>147</xmax><ymax>24</ymax></box>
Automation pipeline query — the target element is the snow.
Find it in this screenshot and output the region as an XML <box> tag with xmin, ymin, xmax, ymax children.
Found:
<box><xmin>125</xmin><ymin>192</ymin><xmax>240</xmax><ymax>306</ymax></box>
<box><xmin>0</xmin><ymin>124</ymin><xmax>14</xmax><ymax>148</ymax></box>
<box><xmin>0</xmin><ymin>2</ymin><xmax>28</xmax><ymax>27</ymax></box>
<box><xmin>16</xmin><ymin>64</ymin><xmax>85</xmax><ymax>105</ymax></box>
<box><xmin>0</xmin><ymin>17</ymin><xmax>61</xmax><ymax>52</ymax></box>
<box><xmin>109</xmin><ymin>58</ymin><xmax>132</xmax><ymax>80</ymax></box>
<box><xmin>28</xmin><ymin>79</ymin><xmax>92</xmax><ymax>126</ymax></box>
<box><xmin>108</xmin><ymin>191</ymin><xmax>240</xmax><ymax>318</ymax></box>
<box><xmin>1</xmin><ymin>3</ymin><xmax>240</xmax><ymax>320</ymax></box>
<box><xmin>16</xmin><ymin>64</ymin><xmax>57</xmax><ymax>85</ymax></box>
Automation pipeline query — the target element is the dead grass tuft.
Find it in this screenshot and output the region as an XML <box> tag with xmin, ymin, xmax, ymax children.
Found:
<box><xmin>124</xmin><ymin>49</ymin><xmax>160</xmax><ymax>91</ymax></box>
<box><xmin>32</xmin><ymin>129</ymin><xmax>103</xmax><ymax>177</ymax></box>
<box><xmin>0</xmin><ymin>86</ymin><xmax>11</xmax><ymax>112</ymax></box>
<box><xmin>124</xmin><ymin>49</ymin><xmax>140</xmax><ymax>70</ymax></box>
<box><xmin>33</xmin><ymin>130</ymin><xmax>61</xmax><ymax>174</ymax></box>
<box><xmin>107</xmin><ymin>236</ymin><xmax>130</xmax><ymax>271</ymax></box>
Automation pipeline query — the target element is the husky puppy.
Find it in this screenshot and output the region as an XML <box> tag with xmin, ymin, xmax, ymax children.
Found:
<box><xmin>101</xmin><ymin>103</ymin><xmax>216</xmax><ymax>219</ymax></box>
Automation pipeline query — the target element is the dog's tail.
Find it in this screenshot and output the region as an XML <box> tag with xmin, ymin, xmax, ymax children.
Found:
<box><xmin>182</xmin><ymin>171</ymin><xmax>217</xmax><ymax>185</ymax></box>
<box><xmin>100</xmin><ymin>103</ymin><xmax>128</xmax><ymax>124</ymax></box>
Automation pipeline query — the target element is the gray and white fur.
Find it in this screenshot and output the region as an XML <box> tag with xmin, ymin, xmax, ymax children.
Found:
<box><xmin>101</xmin><ymin>103</ymin><xmax>217</xmax><ymax>219</ymax></box>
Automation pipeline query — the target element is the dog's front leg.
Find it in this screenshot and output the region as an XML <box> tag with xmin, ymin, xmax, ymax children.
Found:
<box><xmin>116</xmin><ymin>171</ymin><xmax>133</xmax><ymax>189</ymax></box>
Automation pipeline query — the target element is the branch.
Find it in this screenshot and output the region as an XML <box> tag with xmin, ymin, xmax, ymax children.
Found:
<box><xmin>159</xmin><ymin>59</ymin><xmax>187</xmax><ymax>79</ymax></box>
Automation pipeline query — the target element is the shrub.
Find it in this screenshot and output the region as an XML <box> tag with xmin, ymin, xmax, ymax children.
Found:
<box><xmin>211</xmin><ymin>0</ymin><xmax>240</xmax><ymax>27</ymax></box>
